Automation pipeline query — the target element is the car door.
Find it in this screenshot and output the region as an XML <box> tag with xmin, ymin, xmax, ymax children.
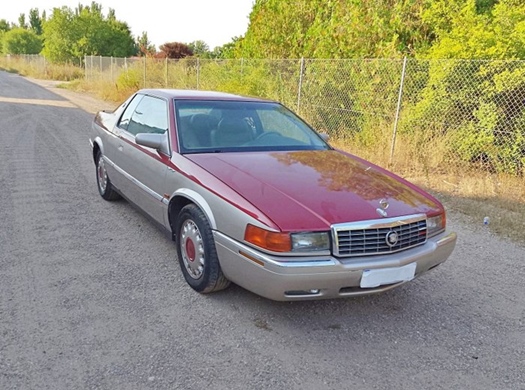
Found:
<box><xmin>103</xmin><ymin>94</ymin><xmax>144</xmax><ymax>191</ymax></box>
<box><xmin>115</xmin><ymin>94</ymin><xmax>170</xmax><ymax>225</ymax></box>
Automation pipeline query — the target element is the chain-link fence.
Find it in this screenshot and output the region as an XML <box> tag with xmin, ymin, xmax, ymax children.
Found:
<box><xmin>0</xmin><ymin>54</ymin><xmax>83</xmax><ymax>80</ymax></box>
<box><xmin>82</xmin><ymin>55</ymin><xmax>525</xmax><ymax>177</ymax></box>
<box><xmin>3</xmin><ymin>54</ymin><xmax>522</xmax><ymax>178</ymax></box>
<box><xmin>4</xmin><ymin>54</ymin><xmax>47</xmax><ymax>68</ymax></box>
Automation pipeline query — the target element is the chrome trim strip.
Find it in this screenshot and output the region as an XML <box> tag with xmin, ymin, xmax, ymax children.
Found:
<box><xmin>331</xmin><ymin>214</ymin><xmax>427</xmax><ymax>231</ymax></box>
<box><xmin>437</xmin><ymin>232</ymin><xmax>457</xmax><ymax>246</ymax></box>
<box><xmin>103</xmin><ymin>155</ymin><xmax>115</xmax><ymax>168</ymax></box>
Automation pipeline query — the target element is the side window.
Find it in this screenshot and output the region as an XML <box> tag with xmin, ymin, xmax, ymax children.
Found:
<box><xmin>118</xmin><ymin>94</ymin><xmax>143</xmax><ymax>131</ymax></box>
<box><xmin>126</xmin><ymin>96</ymin><xmax>169</xmax><ymax>136</ymax></box>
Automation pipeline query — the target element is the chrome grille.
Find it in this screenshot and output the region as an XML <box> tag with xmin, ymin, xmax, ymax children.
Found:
<box><xmin>332</xmin><ymin>214</ymin><xmax>427</xmax><ymax>257</ymax></box>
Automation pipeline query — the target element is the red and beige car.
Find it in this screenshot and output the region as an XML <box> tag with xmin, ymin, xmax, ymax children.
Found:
<box><xmin>90</xmin><ymin>89</ymin><xmax>457</xmax><ymax>301</ymax></box>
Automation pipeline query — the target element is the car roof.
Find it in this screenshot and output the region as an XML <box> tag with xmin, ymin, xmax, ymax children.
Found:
<box><xmin>137</xmin><ymin>89</ymin><xmax>274</xmax><ymax>103</ymax></box>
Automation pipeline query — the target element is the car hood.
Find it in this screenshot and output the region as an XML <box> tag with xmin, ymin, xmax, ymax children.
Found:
<box><xmin>187</xmin><ymin>150</ymin><xmax>442</xmax><ymax>231</ymax></box>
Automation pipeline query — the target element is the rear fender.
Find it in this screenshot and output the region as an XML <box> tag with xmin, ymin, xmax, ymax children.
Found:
<box><xmin>91</xmin><ymin>136</ymin><xmax>104</xmax><ymax>163</ymax></box>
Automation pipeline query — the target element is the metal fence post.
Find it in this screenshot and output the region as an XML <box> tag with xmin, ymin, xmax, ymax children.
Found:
<box><xmin>390</xmin><ymin>56</ymin><xmax>408</xmax><ymax>165</ymax></box>
<box><xmin>197</xmin><ymin>58</ymin><xmax>200</xmax><ymax>89</ymax></box>
<box><xmin>143</xmin><ymin>56</ymin><xmax>147</xmax><ymax>88</ymax></box>
<box><xmin>165</xmin><ymin>57</ymin><xmax>168</xmax><ymax>87</ymax></box>
<box><xmin>240</xmin><ymin>57</ymin><xmax>244</xmax><ymax>81</ymax></box>
<box><xmin>297</xmin><ymin>57</ymin><xmax>305</xmax><ymax>114</ymax></box>
<box><xmin>84</xmin><ymin>55</ymin><xmax>87</xmax><ymax>80</ymax></box>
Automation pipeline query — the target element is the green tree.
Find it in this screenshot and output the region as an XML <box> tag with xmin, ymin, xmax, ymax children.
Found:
<box><xmin>0</xmin><ymin>19</ymin><xmax>11</xmax><ymax>32</ymax></box>
<box><xmin>236</xmin><ymin>0</ymin><xmax>511</xmax><ymax>59</ymax></box>
<box><xmin>212</xmin><ymin>36</ymin><xmax>242</xmax><ymax>59</ymax></box>
<box><xmin>29</xmin><ymin>8</ymin><xmax>43</xmax><ymax>35</ymax></box>
<box><xmin>41</xmin><ymin>2</ymin><xmax>136</xmax><ymax>63</ymax></box>
<box><xmin>187</xmin><ymin>40</ymin><xmax>210</xmax><ymax>58</ymax></box>
<box><xmin>424</xmin><ymin>0</ymin><xmax>525</xmax><ymax>59</ymax></box>
<box><xmin>103</xmin><ymin>18</ymin><xmax>137</xmax><ymax>57</ymax></box>
<box><xmin>406</xmin><ymin>0</ymin><xmax>525</xmax><ymax>173</ymax></box>
<box><xmin>237</xmin><ymin>0</ymin><xmax>436</xmax><ymax>59</ymax></box>
<box><xmin>0</xmin><ymin>19</ymin><xmax>10</xmax><ymax>54</ymax></box>
<box><xmin>136</xmin><ymin>31</ymin><xmax>156</xmax><ymax>56</ymax></box>
<box><xmin>18</xmin><ymin>13</ymin><xmax>27</xmax><ymax>29</ymax></box>
<box><xmin>3</xmin><ymin>27</ymin><xmax>42</xmax><ymax>54</ymax></box>
<box><xmin>41</xmin><ymin>7</ymin><xmax>78</xmax><ymax>62</ymax></box>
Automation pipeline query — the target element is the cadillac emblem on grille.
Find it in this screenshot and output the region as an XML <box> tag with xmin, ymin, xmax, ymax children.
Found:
<box><xmin>385</xmin><ymin>230</ymin><xmax>399</xmax><ymax>247</ymax></box>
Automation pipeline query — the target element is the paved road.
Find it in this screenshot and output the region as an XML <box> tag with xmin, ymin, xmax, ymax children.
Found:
<box><xmin>0</xmin><ymin>71</ymin><xmax>523</xmax><ymax>390</ymax></box>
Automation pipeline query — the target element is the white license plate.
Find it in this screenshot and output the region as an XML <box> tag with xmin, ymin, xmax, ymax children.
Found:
<box><xmin>360</xmin><ymin>263</ymin><xmax>417</xmax><ymax>288</ymax></box>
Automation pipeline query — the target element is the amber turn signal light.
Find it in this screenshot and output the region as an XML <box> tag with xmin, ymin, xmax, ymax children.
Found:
<box><xmin>244</xmin><ymin>224</ymin><xmax>291</xmax><ymax>252</ymax></box>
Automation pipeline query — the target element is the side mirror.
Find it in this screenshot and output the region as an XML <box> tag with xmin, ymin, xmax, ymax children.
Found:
<box><xmin>319</xmin><ymin>132</ymin><xmax>330</xmax><ymax>142</ymax></box>
<box><xmin>135</xmin><ymin>132</ymin><xmax>170</xmax><ymax>155</ymax></box>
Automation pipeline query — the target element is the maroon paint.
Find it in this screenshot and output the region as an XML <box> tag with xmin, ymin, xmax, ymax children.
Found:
<box><xmin>187</xmin><ymin>150</ymin><xmax>443</xmax><ymax>232</ymax></box>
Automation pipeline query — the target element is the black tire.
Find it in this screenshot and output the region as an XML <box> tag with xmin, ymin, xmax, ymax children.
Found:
<box><xmin>95</xmin><ymin>151</ymin><xmax>121</xmax><ymax>201</ymax></box>
<box><xmin>175</xmin><ymin>204</ymin><xmax>230</xmax><ymax>293</ymax></box>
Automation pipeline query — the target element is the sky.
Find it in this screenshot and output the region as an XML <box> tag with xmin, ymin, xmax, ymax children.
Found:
<box><xmin>2</xmin><ymin>0</ymin><xmax>254</xmax><ymax>49</ymax></box>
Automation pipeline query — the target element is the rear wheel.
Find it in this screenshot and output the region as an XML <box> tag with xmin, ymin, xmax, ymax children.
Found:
<box><xmin>175</xmin><ymin>204</ymin><xmax>230</xmax><ymax>293</ymax></box>
<box><xmin>95</xmin><ymin>151</ymin><xmax>121</xmax><ymax>201</ymax></box>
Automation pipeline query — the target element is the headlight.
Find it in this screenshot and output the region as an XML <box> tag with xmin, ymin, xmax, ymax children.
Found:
<box><xmin>291</xmin><ymin>232</ymin><xmax>330</xmax><ymax>252</ymax></box>
<box><xmin>244</xmin><ymin>225</ymin><xmax>330</xmax><ymax>253</ymax></box>
<box><xmin>427</xmin><ymin>213</ymin><xmax>446</xmax><ymax>237</ymax></box>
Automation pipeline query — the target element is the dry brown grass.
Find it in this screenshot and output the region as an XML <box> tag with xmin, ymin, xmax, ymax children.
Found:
<box><xmin>61</xmin><ymin>78</ymin><xmax>133</xmax><ymax>103</ymax></box>
<box><xmin>408</xmin><ymin>173</ymin><xmax>525</xmax><ymax>244</ymax></box>
<box><xmin>0</xmin><ymin>57</ymin><xmax>83</xmax><ymax>80</ymax></box>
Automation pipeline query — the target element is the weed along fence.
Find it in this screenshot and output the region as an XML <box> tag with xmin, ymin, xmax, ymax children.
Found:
<box><xmin>3</xmin><ymin>55</ymin><xmax>524</xmax><ymax>188</ymax></box>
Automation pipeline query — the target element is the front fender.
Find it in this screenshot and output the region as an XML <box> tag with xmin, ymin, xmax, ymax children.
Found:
<box><xmin>171</xmin><ymin>188</ymin><xmax>217</xmax><ymax>230</ymax></box>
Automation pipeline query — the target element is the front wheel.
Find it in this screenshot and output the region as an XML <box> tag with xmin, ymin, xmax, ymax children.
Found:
<box><xmin>175</xmin><ymin>204</ymin><xmax>230</xmax><ymax>293</ymax></box>
<box><xmin>95</xmin><ymin>151</ymin><xmax>121</xmax><ymax>201</ymax></box>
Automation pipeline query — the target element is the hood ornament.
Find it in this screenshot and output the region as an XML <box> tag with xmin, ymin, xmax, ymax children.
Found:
<box><xmin>376</xmin><ymin>208</ymin><xmax>388</xmax><ymax>218</ymax></box>
<box><xmin>376</xmin><ymin>198</ymin><xmax>389</xmax><ymax>218</ymax></box>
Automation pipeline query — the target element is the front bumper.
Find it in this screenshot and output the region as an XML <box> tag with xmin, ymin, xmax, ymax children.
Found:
<box><xmin>213</xmin><ymin>230</ymin><xmax>457</xmax><ymax>301</ymax></box>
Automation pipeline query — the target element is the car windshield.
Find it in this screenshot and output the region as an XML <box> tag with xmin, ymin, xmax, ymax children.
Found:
<box><xmin>175</xmin><ymin>100</ymin><xmax>330</xmax><ymax>153</ymax></box>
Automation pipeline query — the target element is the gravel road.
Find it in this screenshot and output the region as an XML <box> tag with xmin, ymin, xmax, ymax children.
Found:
<box><xmin>0</xmin><ymin>71</ymin><xmax>523</xmax><ymax>390</ymax></box>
